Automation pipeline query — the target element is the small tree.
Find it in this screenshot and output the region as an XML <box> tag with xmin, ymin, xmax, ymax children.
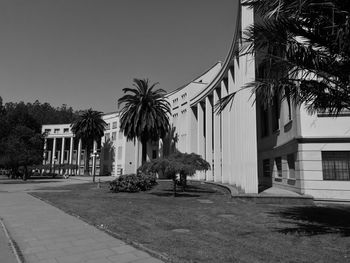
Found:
<box><xmin>139</xmin><ymin>152</ymin><xmax>210</xmax><ymax>196</ymax></box>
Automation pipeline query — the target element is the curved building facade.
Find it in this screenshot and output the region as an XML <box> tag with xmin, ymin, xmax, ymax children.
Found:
<box><xmin>166</xmin><ymin>3</ymin><xmax>258</xmax><ymax>193</ymax></box>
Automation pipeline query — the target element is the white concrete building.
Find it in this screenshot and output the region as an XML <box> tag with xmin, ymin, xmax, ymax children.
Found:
<box><xmin>42</xmin><ymin>111</ymin><xmax>159</xmax><ymax>177</ymax></box>
<box><xmin>166</xmin><ymin>2</ymin><xmax>258</xmax><ymax>194</ymax></box>
<box><xmin>165</xmin><ymin>1</ymin><xmax>350</xmax><ymax>201</ymax></box>
<box><xmin>41</xmin><ymin>1</ymin><xmax>350</xmax><ymax>201</ymax></box>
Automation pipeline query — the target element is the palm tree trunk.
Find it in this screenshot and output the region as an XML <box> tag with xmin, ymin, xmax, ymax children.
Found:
<box><xmin>141</xmin><ymin>139</ymin><xmax>147</xmax><ymax>164</ymax></box>
<box><xmin>84</xmin><ymin>146</ymin><xmax>90</xmax><ymax>176</ymax></box>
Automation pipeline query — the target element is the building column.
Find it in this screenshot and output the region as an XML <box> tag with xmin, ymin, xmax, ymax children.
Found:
<box><xmin>228</xmin><ymin>66</ymin><xmax>240</xmax><ymax>188</ymax></box>
<box><xmin>213</xmin><ymin>87</ymin><xmax>222</xmax><ymax>182</ymax></box>
<box><xmin>61</xmin><ymin>137</ymin><xmax>65</xmax><ymax>165</ymax></box>
<box><xmin>188</xmin><ymin>106</ymin><xmax>198</xmax><ymax>154</ymax></box>
<box><xmin>197</xmin><ymin>102</ymin><xmax>205</xmax><ymax>180</ymax></box>
<box><xmin>69</xmin><ymin>137</ymin><xmax>74</xmax><ymax>174</ymax></box>
<box><xmin>77</xmin><ymin>139</ymin><xmax>82</xmax><ymax>175</ymax></box>
<box><xmin>221</xmin><ymin>80</ymin><xmax>231</xmax><ymax>184</ymax></box>
<box><xmin>227</xmin><ymin>4</ymin><xmax>258</xmax><ymax>194</ymax></box>
<box><xmin>205</xmin><ymin>96</ymin><xmax>213</xmax><ymax>181</ymax></box>
<box><xmin>52</xmin><ymin>137</ymin><xmax>57</xmax><ymax>169</ymax></box>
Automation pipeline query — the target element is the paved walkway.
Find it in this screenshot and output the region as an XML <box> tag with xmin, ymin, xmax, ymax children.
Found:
<box><xmin>0</xmin><ymin>178</ymin><xmax>163</xmax><ymax>263</ymax></box>
<box><xmin>0</xmin><ymin>219</ymin><xmax>18</xmax><ymax>263</ymax></box>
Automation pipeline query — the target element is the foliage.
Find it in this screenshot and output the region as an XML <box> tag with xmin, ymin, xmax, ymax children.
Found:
<box><xmin>217</xmin><ymin>0</ymin><xmax>350</xmax><ymax>116</ymax></box>
<box><xmin>0</xmin><ymin>125</ymin><xmax>44</xmax><ymax>179</ymax></box>
<box><xmin>71</xmin><ymin>109</ymin><xmax>106</xmax><ymax>179</ymax></box>
<box><xmin>139</xmin><ymin>151</ymin><xmax>210</xmax><ymax>196</ymax></box>
<box><xmin>118</xmin><ymin>78</ymin><xmax>171</xmax><ymax>163</ymax></box>
<box><xmin>0</xmin><ymin>97</ymin><xmax>79</xmax><ymax>177</ymax></box>
<box><xmin>109</xmin><ymin>173</ymin><xmax>157</xmax><ymax>193</ymax></box>
<box><xmin>162</xmin><ymin>125</ymin><xmax>178</xmax><ymax>157</ymax></box>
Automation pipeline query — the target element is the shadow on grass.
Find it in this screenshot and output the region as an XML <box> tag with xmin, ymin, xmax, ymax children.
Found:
<box><xmin>183</xmin><ymin>185</ymin><xmax>217</xmax><ymax>194</ymax></box>
<box><xmin>149</xmin><ymin>192</ymin><xmax>200</xmax><ymax>198</ymax></box>
<box><xmin>0</xmin><ymin>180</ymin><xmax>63</xmax><ymax>184</ymax></box>
<box><xmin>273</xmin><ymin>206</ymin><xmax>350</xmax><ymax>236</ymax></box>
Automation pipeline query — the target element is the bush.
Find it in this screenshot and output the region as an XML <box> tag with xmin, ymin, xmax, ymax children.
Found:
<box><xmin>110</xmin><ymin>173</ymin><xmax>157</xmax><ymax>193</ymax></box>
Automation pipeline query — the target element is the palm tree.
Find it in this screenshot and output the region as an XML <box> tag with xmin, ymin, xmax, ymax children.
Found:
<box><xmin>162</xmin><ymin>124</ymin><xmax>178</xmax><ymax>157</ymax></box>
<box><xmin>71</xmin><ymin>109</ymin><xmax>106</xmax><ymax>181</ymax></box>
<box><xmin>217</xmin><ymin>0</ymin><xmax>350</xmax><ymax>116</ymax></box>
<box><xmin>118</xmin><ymin>78</ymin><xmax>171</xmax><ymax>164</ymax></box>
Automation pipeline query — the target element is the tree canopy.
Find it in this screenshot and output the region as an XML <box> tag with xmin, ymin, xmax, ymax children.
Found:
<box><xmin>70</xmin><ymin>108</ymin><xmax>106</xmax><ymax>179</ymax></box>
<box><xmin>0</xmin><ymin>97</ymin><xmax>79</xmax><ymax>176</ymax></box>
<box><xmin>118</xmin><ymin>78</ymin><xmax>171</xmax><ymax>163</ymax></box>
<box><xmin>218</xmin><ymin>0</ymin><xmax>350</xmax><ymax>115</ymax></box>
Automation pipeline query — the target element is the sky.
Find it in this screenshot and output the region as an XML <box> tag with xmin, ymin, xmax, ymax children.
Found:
<box><xmin>0</xmin><ymin>0</ymin><xmax>237</xmax><ymax>113</ymax></box>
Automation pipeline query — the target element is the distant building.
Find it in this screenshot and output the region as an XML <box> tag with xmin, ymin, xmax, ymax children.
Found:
<box><xmin>42</xmin><ymin>112</ymin><xmax>159</xmax><ymax>177</ymax></box>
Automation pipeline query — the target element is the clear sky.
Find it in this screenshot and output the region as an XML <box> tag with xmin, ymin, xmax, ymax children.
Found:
<box><xmin>0</xmin><ymin>0</ymin><xmax>238</xmax><ymax>113</ymax></box>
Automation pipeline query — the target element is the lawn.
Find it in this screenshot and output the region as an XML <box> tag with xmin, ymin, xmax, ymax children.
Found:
<box><xmin>31</xmin><ymin>180</ymin><xmax>350</xmax><ymax>263</ymax></box>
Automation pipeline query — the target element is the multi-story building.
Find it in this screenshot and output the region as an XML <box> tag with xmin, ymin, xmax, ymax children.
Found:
<box><xmin>166</xmin><ymin>2</ymin><xmax>350</xmax><ymax>201</ymax></box>
<box><xmin>42</xmin><ymin>112</ymin><xmax>159</xmax><ymax>177</ymax></box>
<box><xmin>42</xmin><ymin>1</ymin><xmax>350</xmax><ymax>201</ymax></box>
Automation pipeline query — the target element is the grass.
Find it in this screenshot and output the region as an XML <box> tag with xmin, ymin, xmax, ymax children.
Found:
<box><xmin>31</xmin><ymin>180</ymin><xmax>350</xmax><ymax>263</ymax></box>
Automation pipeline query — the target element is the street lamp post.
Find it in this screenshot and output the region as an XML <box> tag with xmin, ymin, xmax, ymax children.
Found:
<box><xmin>91</xmin><ymin>151</ymin><xmax>99</xmax><ymax>183</ymax></box>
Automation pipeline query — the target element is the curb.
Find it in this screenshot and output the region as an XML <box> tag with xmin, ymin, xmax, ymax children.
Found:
<box><xmin>203</xmin><ymin>181</ymin><xmax>314</xmax><ymax>205</ymax></box>
<box><xmin>0</xmin><ymin>218</ymin><xmax>25</xmax><ymax>263</ymax></box>
<box><xmin>30</xmin><ymin>193</ymin><xmax>174</xmax><ymax>263</ymax></box>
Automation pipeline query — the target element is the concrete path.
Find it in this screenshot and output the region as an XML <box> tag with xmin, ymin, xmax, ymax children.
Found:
<box><xmin>0</xmin><ymin>219</ymin><xmax>18</xmax><ymax>263</ymax></box>
<box><xmin>0</xmin><ymin>178</ymin><xmax>163</xmax><ymax>263</ymax></box>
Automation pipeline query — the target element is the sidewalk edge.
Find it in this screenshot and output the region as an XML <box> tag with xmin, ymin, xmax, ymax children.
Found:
<box><xmin>0</xmin><ymin>218</ymin><xmax>25</xmax><ymax>263</ymax></box>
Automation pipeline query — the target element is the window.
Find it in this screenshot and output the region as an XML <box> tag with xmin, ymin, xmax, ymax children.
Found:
<box><xmin>260</xmin><ymin>106</ymin><xmax>269</xmax><ymax>137</ymax></box>
<box><xmin>287</xmin><ymin>154</ymin><xmax>295</xmax><ymax>179</ymax></box>
<box><xmin>152</xmin><ymin>150</ymin><xmax>157</xmax><ymax>159</ymax></box>
<box><xmin>112</xmin><ymin>132</ymin><xmax>116</xmax><ymax>141</ymax></box>
<box><xmin>54</xmin><ymin>128</ymin><xmax>60</xmax><ymax>134</ymax></box>
<box><xmin>262</xmin><ymin>159</ymin><xmax>270</xmax><ymax>177</ymax></box>
<box><xmin>106</xmin><ymin>123</ymin><xmax>110</xmax><ymax>130</ymax></box>
<box><xmin>272</xmin><ymin>96</ymin><xmax>280</xmax><ymax>132</ymax></box>
<box><xmin>105</xmin><ymin>133</ymin><xmax>110</xmax><ymax>142</ymax></box>
<box><xmin>63</xmin><ymin>128</ymin><xmax>69</xmax><ymax>133</ymax></box>
<box><xmin>275</xmin><ymin>157</ymin><xmax>282</xmax><ymax>177</ymax></box>
<box><xmin>112</xmin><ymin>122</ymin><xmax>118</xmax><ymax>129</ymax></box>
<box><xmin>318</xmin><ymin>109</ymin><xmax>350</xmax><ymax>117</ymax></box>
<box><xmin>44</xmin><ymin>129</ymin><xmax>51</xmax><ymax>134</ymax></box>
<box><xmin>322</xmin><ymin>151</ymin><xmax>350</xmax><ymax>180</ymax></box>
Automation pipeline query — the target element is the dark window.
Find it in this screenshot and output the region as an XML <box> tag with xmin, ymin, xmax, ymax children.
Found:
<box><xmin>260</xmin><ymin>106</ymin><xmax>269</xmax><ymax>137</ymax></box>
<box><xmin>275</xmin><ymin>157</ymin><xmax>282</xmax><ymax>177</ymax></box>
<box><xmin>287</xmin><ymin>154</ymin><xmax>295</xmax><ymax>179</ymax></box>
<box><xmin>272</xmin><ymin>95</ymin><xmax>280</xmax><ymax>132</ymax></box>
<box><xmin>263</xmin><ymin>159</ymin><xmax>270</xmax><ymax>177</ymax></box>
<box><xmin>322</xmin><ymin>151</ymin><xmax>350</xmax><ymax>180</ymax></box>
<box><xmin>152</xmin><ymin>150</ymin><xmax>157</xmax><ymax>159</ymax></box>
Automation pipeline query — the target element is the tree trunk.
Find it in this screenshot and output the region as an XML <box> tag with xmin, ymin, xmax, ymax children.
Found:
<box><xmin>141</xmin><ymin>139</ymin><xmax>147</xmax><ymax>164</ymax></box>
<box><xmin>23</xmin><ymin>165</ymin><xmax>28</xmax><ymax>181</ymax></box>
<box><xmin>84</xmin><ymin>146</ymin><xmax>90</xmax><ymax>177</ymax></box>
<box><xmin>180</xmin><ymin>173</ymin><xmax>187</xmax><ymax>192</ymax></box>
<box><xmin>173</xmin><ymin>178</ymin><xmax>177</xmax><ymax>197</ymax></box>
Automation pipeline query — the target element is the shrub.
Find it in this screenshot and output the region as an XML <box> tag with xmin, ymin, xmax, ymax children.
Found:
<box><xmin>110</xmin><ymin>173</ymin><xmax>157</xmax><ymax>193</ymax></box>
